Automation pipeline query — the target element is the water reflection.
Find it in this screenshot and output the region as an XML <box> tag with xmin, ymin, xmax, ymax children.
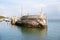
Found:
<box><xmin>0</xmin><ymin>22</ymin><xmax>47</xmax><ymax>40</ymax></box>
<box><xmin>20</xmin><ymin>27</ymin><xmax>47</xmax><ymax>40</ymax></box>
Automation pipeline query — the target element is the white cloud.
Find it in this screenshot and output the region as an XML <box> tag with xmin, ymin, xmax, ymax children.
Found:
<box><xmin>0</xmin><ymin>5</ymin><xmax>20</xmax><ymax>17</ymax></box>
<box><xmin>0</xmin><ymin>0</ymin><xmax>60</xmax><ymax>18</ymax></box>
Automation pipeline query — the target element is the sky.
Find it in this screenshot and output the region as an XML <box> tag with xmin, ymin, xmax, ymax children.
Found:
<box><xmin>0</xmin><ymin>0</ymin><xmax>60</xmax><ymax>19</ymax></box>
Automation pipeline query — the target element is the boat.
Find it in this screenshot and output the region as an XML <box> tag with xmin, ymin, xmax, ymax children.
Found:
<box><xmin>15</xmin><ymin>13</ymin><xmax>47</xmax><ymax>28</ymax></box>
<box><xmin>11</xmin><ymin>7</ymin><xmax>47</xmax><ymax>28</ymax></box>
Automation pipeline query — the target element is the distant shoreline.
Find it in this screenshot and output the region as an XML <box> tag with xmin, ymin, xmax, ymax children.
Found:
<box><xmin>0</xmin><ymin>16</ymin><xmax>6</xmax><ymax>19</ymax></box>
<box><xmin>48</xmin><ymin>19</ymin><xmax>60</xmax><ymax>22</ymax></box>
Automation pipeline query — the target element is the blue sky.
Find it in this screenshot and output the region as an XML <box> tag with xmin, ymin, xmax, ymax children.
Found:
<box><xmin>0</xmin><ymin>0</ymin><xmax>60</xmax><ymax>19</ymax></box>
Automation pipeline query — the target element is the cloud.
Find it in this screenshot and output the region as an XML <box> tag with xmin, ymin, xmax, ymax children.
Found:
<box><xmin>0</xmin><ymin>5</ymin><xmax>20</xmax><ymax>17</ymax></box>
<box><xmin>0</xmin><ymin>0</ymin><xmax>60</xmax><ymax>19</ymax></box>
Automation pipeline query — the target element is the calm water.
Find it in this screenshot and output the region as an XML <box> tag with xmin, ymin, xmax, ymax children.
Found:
<box><xmin>0</xmin><ymin>20</ymin><xmax>60</xmax><ymax>40</ymax></box>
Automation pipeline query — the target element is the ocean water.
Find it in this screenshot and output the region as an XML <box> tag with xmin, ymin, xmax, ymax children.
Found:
<box><xmin>47</xmin><ymin>19</ymin><xmax>60</xmax><ymax>40</ymax></box>
<box><xmin>0</xmin><ymin>19</ymin><xmax>60</xmax><ymax>40</ymax></box>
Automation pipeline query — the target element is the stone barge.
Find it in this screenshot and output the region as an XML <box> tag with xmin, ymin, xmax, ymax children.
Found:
<box><xmin>15</xmin><ymin>13</ymin><xmax>47</xmax><ymax>28</ymax></box>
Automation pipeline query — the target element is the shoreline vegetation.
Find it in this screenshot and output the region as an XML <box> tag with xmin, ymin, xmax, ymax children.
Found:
<box><xmin>0</xmin><ymin>16</ymin><xmax>6</xmax><ymax>19</ymax></box>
